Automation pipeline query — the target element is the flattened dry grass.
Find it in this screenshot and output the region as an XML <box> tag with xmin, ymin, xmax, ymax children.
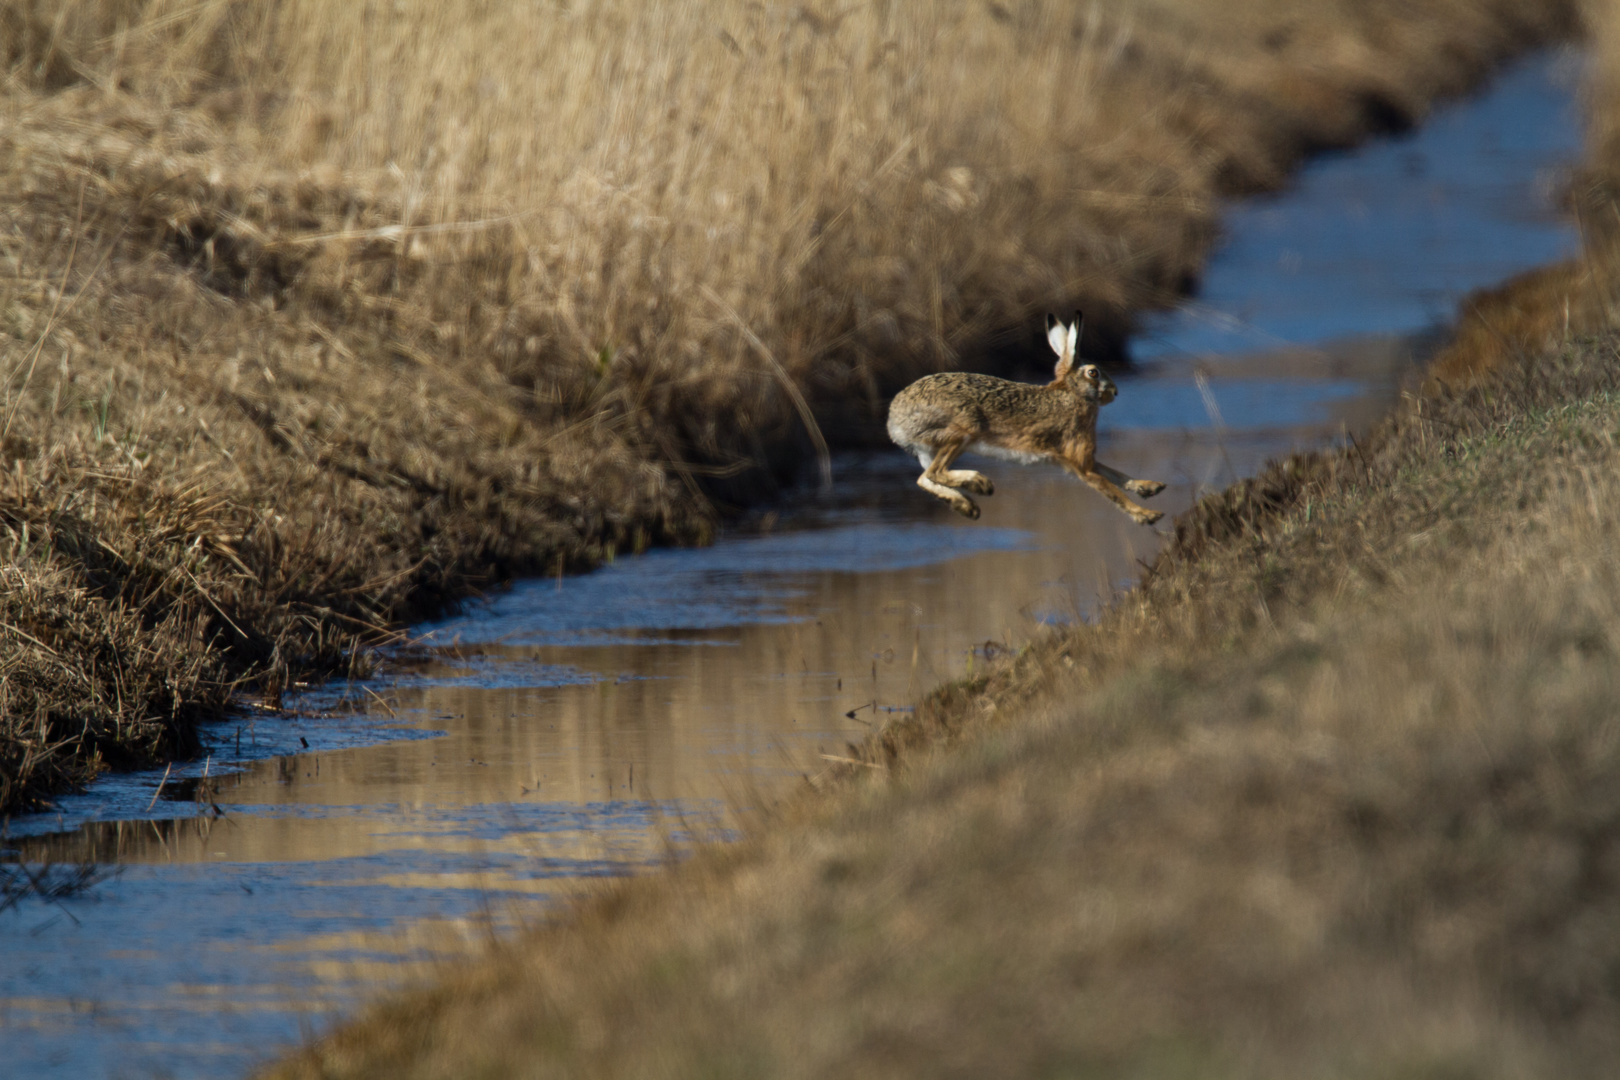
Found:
<box><xmin>0</xmin><ymin>145</ymin><xmax>699</xmax><ymax>810</ymax></box>
<box><xmin>0</xmin><ymin>0</ymin><xmax>1579</xmax><ymax>810</ymax></box>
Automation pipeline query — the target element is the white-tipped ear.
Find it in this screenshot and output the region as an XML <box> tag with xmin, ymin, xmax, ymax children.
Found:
<box><xmin>1046</xmin><ymin>313</ymin><xmax>1068</xmax><ymax>360</ymax></box>
<box><xmin>1049</xmin><ymin>312</ymin><xmax>1080</xmax><ymax>381</ymax></box>
<box><xmin>1067</xmin><ymin>311</ymin><xmax>1082</xmax><ymax>363</ymax></box>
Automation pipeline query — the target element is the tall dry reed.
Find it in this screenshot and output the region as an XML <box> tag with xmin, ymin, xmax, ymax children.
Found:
<box><xmin>8</xmin><ymin>0</ymin><xmax>1574</xmax><ymax>441</ymax></box>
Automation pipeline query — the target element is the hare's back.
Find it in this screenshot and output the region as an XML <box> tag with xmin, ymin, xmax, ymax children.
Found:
<box><xmin>888</xmin><ymin>373</ymin><xmax>991</xmax><ymax>446</ymax></box>
<box><xmin>894</xmin><ymin>374</ymin><xmax>1043</xmax><ymax>453</ymax></box>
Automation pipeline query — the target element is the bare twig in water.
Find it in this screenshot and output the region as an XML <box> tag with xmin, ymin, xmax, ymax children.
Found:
<box><xmin>1194</xmin><ymin>369</ymin><xmax>1238</xmax><ymax>484</ymax></box>
<box><xmin>145</xmin><ymin>762</ymin><xmax>173</xmax><ymax>812</ymax></box>
<box><xmin>0</xmin><ymin>858</ymin><xmax>118</xmax><ymax>919</ymax></box>
<box><xmin>362</xmin><ymin>685</ymin><xmax>399</xmax><ymax>719</ymax></box>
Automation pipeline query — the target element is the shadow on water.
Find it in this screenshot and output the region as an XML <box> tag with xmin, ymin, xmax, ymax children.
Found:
<box><xmin>0</xmin><ymin>47</ymin><xmax>1584</xmax><ymax>1079</ymax></box>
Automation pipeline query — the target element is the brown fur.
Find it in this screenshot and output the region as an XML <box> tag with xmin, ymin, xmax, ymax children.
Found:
<box><xmin>886</xmin><ymin>316</ymin><xmax>1164</xmax><ymax>524</ymax></box>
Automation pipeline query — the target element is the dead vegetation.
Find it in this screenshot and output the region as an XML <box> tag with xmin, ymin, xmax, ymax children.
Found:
<box><xmin>0</xmin><ymin>850</ymin><xmax>116</xmax><ymax>916</ymax></box>
<box><xmin>0</xmin><ymin>0</ymin><xmax>1581</xmax><ymax>814</ymax></box>
<box><xmin>265</xmin><ymin>312</ymin><xmax>1620</xmax><ymax>1080</ymax></box>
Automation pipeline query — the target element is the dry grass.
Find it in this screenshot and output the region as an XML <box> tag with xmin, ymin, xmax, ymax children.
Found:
<box><xmin>0</xmin><ymin>0</ymin><xmax>1575</xmax><ymax>814</ymax></box>
<box><xmin>265</xmin><ymin>328</ymin><xmax>1620</xmax><ymax>1080</ymax></box>
<box><xmin>0</xmin><ymin>141</ymin><xmax>700</xmax><ymax>808</ymax></box>
<box><xmin>8</xmin><ymin>0</ymin><xmax>1575</xmax><ymax>373</ymax></box>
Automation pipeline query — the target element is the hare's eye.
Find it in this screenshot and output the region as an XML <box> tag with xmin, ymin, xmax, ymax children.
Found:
<box><xmin>1081</xmin><ymin>366</ymin><xmax>1098</xmax><ymax>379</ymax></box>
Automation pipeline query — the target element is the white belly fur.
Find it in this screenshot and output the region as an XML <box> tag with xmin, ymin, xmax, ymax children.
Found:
<box><xmin>964</xmin><ymin>440</ymin><xmax>1046</xmax><ymax>465</ymax></box>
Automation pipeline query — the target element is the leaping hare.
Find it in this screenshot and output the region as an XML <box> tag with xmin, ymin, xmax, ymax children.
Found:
<box><xmin>887</xmin><ymin>313</ymin><xmax>1165</xmax><ymax>524</ymax></box>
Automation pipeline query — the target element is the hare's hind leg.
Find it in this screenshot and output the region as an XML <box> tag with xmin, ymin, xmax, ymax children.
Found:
<box><xmin>915</xmin><ymin>445</ymin><xmax>984</xmax><ymax>519</ymax></box>
<box><xmin>924</xmin><ymin>441</ymin><xmax>993</xmax><ymax>495</ymax></box>
<box><xmin>1093</xmin><ymin>460</ymin><xmax>1165</xmax><ymax>498</ymax></box>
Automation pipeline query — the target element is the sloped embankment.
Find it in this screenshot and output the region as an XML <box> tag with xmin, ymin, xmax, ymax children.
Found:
<box><xmin>267</xmin><ymin>291</ymin><xmax>1620</xmax><ymax>1080</ymax></box>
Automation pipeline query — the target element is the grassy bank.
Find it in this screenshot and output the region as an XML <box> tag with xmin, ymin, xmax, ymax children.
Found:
<box><xmin>0</xmin><ymin>0</ymin><xmax>1582</xmax><ymax>814</ymax></box>
<box><xmin>266</xmin><ymin>322</ymin><xmax>1620</xmax><ymax>1080</ymax></box>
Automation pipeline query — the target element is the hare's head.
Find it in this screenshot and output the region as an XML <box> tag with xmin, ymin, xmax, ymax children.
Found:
<box><xmin>1070</xmin><ymin>362</ymin><xmax>1117</xmax><ymax>404</ymax></box>
<box><xmin>1046</xmin><ymin>311</ymin><xmax>1117</xmax><ymax>404</ymax></box>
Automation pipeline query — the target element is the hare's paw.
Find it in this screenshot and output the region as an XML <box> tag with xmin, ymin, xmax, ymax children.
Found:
<box><xmin>957</xmin><ymin>472</ymin><xmax>994</xmax><ymax>496</ymax></box>
<box><xmin>1133</xmin><ymin>508</ymin><xmax>1164</xmax><ymax>527</ymax></box>
<box><xmin>952</xmin><ymin>496</ymin><xmax>982</xmax><ymax>520</ymax></box>
<box><xmin>1126</xmin><ymin>479</ymin><xmax>1166</xmax><ymax>498</ymax></box>
<box><xmin>938</xmin><ymin>469</ymin><xmax>993</xmax><ymax>495</ymax></box>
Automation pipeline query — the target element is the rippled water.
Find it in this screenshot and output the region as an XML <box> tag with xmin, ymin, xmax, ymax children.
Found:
<box><xmin>0</xmin><ymin>48</ymin><xmax>1583</xmax><ymax>1079</ymax></box>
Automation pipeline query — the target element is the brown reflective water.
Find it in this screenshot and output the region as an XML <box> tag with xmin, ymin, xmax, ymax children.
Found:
<box><xmin>0</xmin><ymin>50</ymin><xmax>1581</xmax><ymax>1079</ymax></box>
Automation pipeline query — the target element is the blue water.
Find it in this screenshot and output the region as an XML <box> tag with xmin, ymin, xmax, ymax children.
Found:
<box><xmin>1</xmin><ymin>804</ymin><xmax>673</xmax><ymax>1079</ymax></box>
<box><xmin>1102</xmin><ymin>377</ymin><xmax>1368</xmax><ymax>432</ymax></box>
<box><xmin>1134</xmin><ymin>50</ymin><xmax>1581</xmax><ymax>364</ymax></box>
<box><xmin>421</xmin><ymin>522</ymin><xmax>1033</xmax><ymax>647</ymax></box>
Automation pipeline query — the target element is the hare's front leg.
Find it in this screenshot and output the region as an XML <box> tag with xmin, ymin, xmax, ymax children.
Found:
<box><xmin>1059</xmin><ymin>460</ymin><xmax>1163</xmax><ymax>526</ymax></box>
<box><xmin>1093</xmin><ymin>460</ymin><xmax>1165</xmax><ymax>498</ymax></box>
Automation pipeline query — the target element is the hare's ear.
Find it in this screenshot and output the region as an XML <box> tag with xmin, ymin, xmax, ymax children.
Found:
<box><xmin>1047</xmin><ymin>313</ymin><xmax>1075</xmax><ymax>381</ymax></box>
<box><xmin>1069</xmin><ymin>310</ymin><xmax>1083</xmax><ymax>361</ymax></box>
<box><xmin>1045</xmin><ymin>313</ymin><xmax>1068</xmax><ymax>360</ymax></box>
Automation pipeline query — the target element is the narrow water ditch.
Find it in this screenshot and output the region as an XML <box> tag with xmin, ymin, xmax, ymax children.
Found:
<box><xmin>0</xmin><ymin>48</ymin><xmax>1584</xmax><ymax>1079</ymax></box>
